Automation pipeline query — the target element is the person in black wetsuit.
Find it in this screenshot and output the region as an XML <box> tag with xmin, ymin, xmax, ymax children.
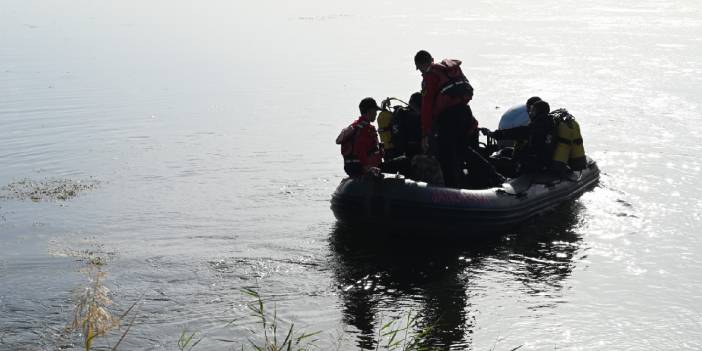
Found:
<box><xmin>490</xmin><ymin>100</ymin><xmax>556</xmax><ymax>174</ymax></box>
<box><xmin>391</xmin><ymin>92</ymin><xmax>423</xmax><ymax>161</ymax></box>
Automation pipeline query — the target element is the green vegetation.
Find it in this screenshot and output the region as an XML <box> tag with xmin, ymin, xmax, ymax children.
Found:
<box><xmin>375</xmin><ymin>311</ymin><xmax>437</xmax><ymax>351</ymax></box>
<box><xmin>63</xmin><ymin>253</ymin><xmax>519</xmax><ymax>350</ymax></box>
<box><xmin>235</xmin><ymin>288</ymin><xmax>442</xmax><ymax>351</ymax></box>
<box><xmin>178</xmin><ymin>330</ymin><xmax>203</xmax><ymax>351</ymax></box>
<box><xmin>65</xmin><ymin>277</ymin><xmax>446</xmax><ymax>350</ymax></box>
<box><xmin>65</xmin><ymin>280</ymin><xmax>525</xmax><ymax>350</ymax></box>
<box><xmin>239</xmin><ymin>287</ymin><xmax>321</xmax><ymax>351</ymax></box>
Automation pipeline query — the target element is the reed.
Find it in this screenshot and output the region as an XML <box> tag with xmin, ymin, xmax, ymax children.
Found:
<box><xmin>68</xmin><ymin>266</ymin><xmax>139</xmax><ymax>350</ymax></box>
<box><xmin>65</xmin><ymin>269</ymin><xmax>518</xmax><ymax>350</ymax></box>
<box><xmin>70</xmin><ymin>269</ymin><xmax>117</xmax><ymax>350</ymax></box>
<box><xmin>178</xmin><ymin>329</ymin><xmax>203</xmax><ymax>351</ymax></box>
<box><xmin>375</xmin><ymin>310</ymin><xmax>437</xmax><ymax>351</ymax></box>
<box><xmin>240</xmin><ymin>287</ymin><xmax>321</xmax><ymax>351</ymax></box>
<box><xmin>236</xmin><ymin>288</ymin><xmax>441</xmax><ymax>351</ymax></box>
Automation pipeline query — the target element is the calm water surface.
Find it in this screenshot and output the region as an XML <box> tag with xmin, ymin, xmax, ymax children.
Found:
<box><xmin>1</xmin><ymin>1</ymin><xmax>701</xmax><ymax>350</ymax></box>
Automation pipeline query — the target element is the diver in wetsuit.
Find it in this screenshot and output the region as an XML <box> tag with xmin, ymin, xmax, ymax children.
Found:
<box><xmin>490</xmin><ymin>100</ymin><xmax>556</xmax><ymax>174</ymax></box>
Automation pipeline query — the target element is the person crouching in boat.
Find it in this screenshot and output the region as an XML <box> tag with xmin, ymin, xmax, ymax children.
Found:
<box><xmin>489</xmin><ymin>100</ymin><xmax>556</xmax><ymax>174</ymax></box>
<box><xmin>335</xmin><ymin>97</ymin><xmax>384</xmax><ymax>177</ymax></box>
<box><xmin>376</xmin><ymin>92</ymin><xmax>423</xmax><ymax>177</ymax></box>
<box><xmin>496</xmin><ymin>96</ymin><xmax>542</xmax><ymax>149</ymax></box>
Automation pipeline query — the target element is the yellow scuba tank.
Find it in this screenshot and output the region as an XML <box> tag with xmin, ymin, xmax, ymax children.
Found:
<box><xmin>377</xmin><ymin>109</ymin><xmax>394</xmax><ymax>150</ymax></box>
<box><xmin>552</xmin><ymin>113</ymin><xmax>586</xmax><ymax>171</ymax></box>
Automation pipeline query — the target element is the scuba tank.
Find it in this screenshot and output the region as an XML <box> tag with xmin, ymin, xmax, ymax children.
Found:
<box><xmin>551</xmin><ymin>109</ymin><xmax>586</xmax><ymax>171</ymax></box>
<box><xmin>377</xmin><ymin>108</ymin><xmax>394</xmax><ymax>152</ymax></box>
<box><xmin>378</xmin><ymin>97</ymin><xmax>422</xmax><ymax>161</ymax></box>
<box><xmin>377</xmin><ymin>97</ymin><xmax>410</xmax><ymax>160</ymax></box>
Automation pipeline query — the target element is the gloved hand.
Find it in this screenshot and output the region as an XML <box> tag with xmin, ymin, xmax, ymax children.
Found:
<box><xmin>478</xmin><ymin>128</ymin><xmax>492</xmax><ymax>137</ymax></box>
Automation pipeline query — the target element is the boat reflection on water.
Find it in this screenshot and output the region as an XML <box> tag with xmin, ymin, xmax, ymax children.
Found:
<box><xmin>328</xmin><ymin>201</ymin><xmax>586</xmax><ymax>350</ymax></box>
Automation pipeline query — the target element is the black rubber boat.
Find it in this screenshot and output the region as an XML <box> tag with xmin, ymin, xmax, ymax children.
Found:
<box><xmin>330</xmin><ymin>157</ymin><xmax>600</xmax><ymax>233</ymax></box>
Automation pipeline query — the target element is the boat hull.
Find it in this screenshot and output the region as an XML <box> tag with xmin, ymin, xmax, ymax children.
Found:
<box><xmin>330</xmin><ymin>158</ymin><xmax>600</xmax><ymax>233</ymax></box>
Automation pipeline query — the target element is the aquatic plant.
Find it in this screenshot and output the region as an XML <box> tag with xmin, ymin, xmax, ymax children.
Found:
<box><xmin>0</xmin><ymin>177</ymin><xmax>99</xmax><ymax>201</ymax></box>
<box><xmin>178</xmin><ymin>330</ymin><xmax>203</xmax><ymax>351</ymax></box>
<box><xmin>375</xmin><ymin>311</ymin><xmax>437</xmax><ymax>351</ymax></box>
<box><xmin>68</xmin><ymin>267</ymin><xmax>139</xmax><ymax>350</ymax></box>
<box><xmin>234</xmin><ymin>288</ymin><xmax>443</xmax><ymax>351</ymax></box>
<box><xmin>63</xmin><ymin>265</ymin><xmax>518</xmax><ymax>350</ymax></box>
<box><xmin>70</xmin><ymin>269</ymin><xmax>117</xmax><ymax>350</ymax></box>
<box><xmin>240</xmin><ymin>287</ymin><xmax>321</xmax><ymax>351</ymax></box>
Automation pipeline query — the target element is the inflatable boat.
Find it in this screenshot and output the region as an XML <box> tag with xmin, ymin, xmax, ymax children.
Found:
<box><xmin>330</xmin><ymin>157</ymin><xmax>600</xmax><ymax>233</ymax></box>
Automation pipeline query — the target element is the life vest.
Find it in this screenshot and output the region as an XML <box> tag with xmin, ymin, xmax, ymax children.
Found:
<box><xmin>419</xmin><ymin>59</ymin><xmax>474</xmax><ymax>135</ymax></box>
<box><xmin>550</xmin><ymin>109</ymin><xmax>586</xmax><ymax>171</ymax></box>
<box><xmin>426</xmin><ymin>60</ymin><xmax>474</xmax><ymax>101</ymax></box>
<box><xmin>335</xmin><ymin>119</ymin><xmax>380</xmax><ymax>176</ymax></box>
<box><xmin>377</xmin><ymin>109</ymin><xmax>394</xmax><ymax>151</ymax></box>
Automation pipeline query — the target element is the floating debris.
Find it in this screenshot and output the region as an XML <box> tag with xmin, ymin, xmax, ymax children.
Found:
<box><xmin>0</xmin><ymin>177</ymin><xmax>100</xmax><ymax>201</ymax></box>
<box><xmin>48</xmin><ymin>238</ymin><xmax>116</xmax><ymax>266</ymax></box>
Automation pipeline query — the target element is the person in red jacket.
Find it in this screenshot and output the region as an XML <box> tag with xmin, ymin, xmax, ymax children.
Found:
<box><xmin>414</xmin><ymin>51</ymin><xmax>475</xmax><ymax>141</ymax></box>
<box><xmin>335</xmin><ymin>97</ymin><xmax>384</xmax><ymax>176</ymax></box>
<box><xmin>414</xmin><ymin>50</ymin><xmax>501</xmax><ymax>187</ymax></box>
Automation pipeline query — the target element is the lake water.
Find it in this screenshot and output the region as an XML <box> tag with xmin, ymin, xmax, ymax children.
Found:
<box><xmin>1</xmin><ymin>0</ymin><xmax>701</xmax><ymax>350</ymax></box>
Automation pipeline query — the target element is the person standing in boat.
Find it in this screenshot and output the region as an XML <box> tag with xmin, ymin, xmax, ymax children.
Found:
<box><xmin>414</xmin><ymin>50</ymin><xmax>474</xmax><ymax>187</ymax></box>
<box><xmin>413</xmin><ymin>50</ymin><xmax>504</xmax><ymax>188</ymax></box>
<box><xmin>335</xmin><ymin>97</ymin><xmax>384</xmax><ymax>176</ymax></box>
<box><xmin>490</xmin><ymin>100</ymin><xmax>556</xmax><ymax>174</ymax></box>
